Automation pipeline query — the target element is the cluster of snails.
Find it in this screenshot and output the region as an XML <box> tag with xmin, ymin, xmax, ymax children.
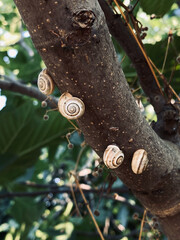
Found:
<box><xmin>38</xmin><ymin>69</ymin><xmax>149</xmax><ymax>175</ymax></box>
<box><xmin>103</xmin><ymin>145</ymin><xmax>149</xmax><ymax>174</ymax></box>
<box><xmin>37</xmin><ymin>69</ymin><xmax>85</xmax><ymax>120</ymax></box>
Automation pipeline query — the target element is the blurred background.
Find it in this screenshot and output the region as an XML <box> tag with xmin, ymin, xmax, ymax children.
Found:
<box><xmin>0</xmin><ymin>0</ymin><xmax>180</xmax><ymax>239</ymax></box>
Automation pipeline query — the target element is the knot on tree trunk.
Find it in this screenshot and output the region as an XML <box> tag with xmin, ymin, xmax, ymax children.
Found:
<box><xmin>72</xmin><ymin>10</ymin><xmax>96</xmax><ymax>29</ymax></box>
<box><xmin>66</xmin><ymin>10</ymin><xmax>96</xmax><ymax>48</ymax></box>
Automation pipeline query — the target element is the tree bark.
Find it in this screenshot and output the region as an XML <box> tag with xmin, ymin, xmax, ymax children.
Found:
<box><xmin>13</xmin><ymin>0</ymin><xmax>180</xmax><ymax>239</ymax></box>
<box><xmin>0</xmin><ymin>77</ymin><xmax>57</xmax><ymax>108</ymax></box>
<box><xmin>98</xmin><ymin>0</ymin><xmax>166</xmax><ymax>114</ymax></box>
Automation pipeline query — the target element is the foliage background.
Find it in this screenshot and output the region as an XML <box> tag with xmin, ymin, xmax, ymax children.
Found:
<box><xmin>0</xmin><ymin>0</ymin><xmax>180</xmax><ymax>239</ymax></box>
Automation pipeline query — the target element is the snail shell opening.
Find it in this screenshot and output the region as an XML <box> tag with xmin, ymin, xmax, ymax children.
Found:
<box><xmin>37</xmin><ymin>69</ymin><xmax>54</xmax><ymax>95</ymax></box>
<box><xmin>131</xmin><ymin>149</ymin><xmax>148</xmax><ymax>174</ymax></box>
<box><xmin>103</xmin><ymin>145</ymin><xmax>124</xmax><ymax>169</ymax></box>
<box><xmin>58</xmin><ymin>92</ymin><xmax>85</xmax><ymax>120</ymax></box>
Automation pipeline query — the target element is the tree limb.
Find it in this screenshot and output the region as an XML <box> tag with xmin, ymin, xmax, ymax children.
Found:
<box><xmin>0</xmin><ymin>76</ymin><xmax>58</xmax><ymax>108</ymax></box>
<box><xmin>98</xmin><ymin>0</ymin><xmax>180</xmax><ymax>146</ymax></box>
<box><xmin>0</xmin><ymin>185</ymin><xmax>130</xmax><ymax>198</ymax></box>
<box><xmin>19</xmin><ymin>181</ymin><xmax>129</xmax><ymax>193</ymax></box>
<box><xmin>98</xmin><ymin>0</ymin><xmax>166</xmax><ymax>113</ymax></box>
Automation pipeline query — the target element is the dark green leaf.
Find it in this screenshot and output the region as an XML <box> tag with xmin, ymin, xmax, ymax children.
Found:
<box><xmin>140</xmin><ymin>0</ymin><xmax>176</xmax><ymax>16</ymax></box>
<box><xmin>0</xmin><ymin>94</ymin><xmax>71</xmax><ymax>184</ymax></box>
<box><xmin>9</xmin><ymin>197</ymin><xmax>45</xmax><ymax>225</ymax></box>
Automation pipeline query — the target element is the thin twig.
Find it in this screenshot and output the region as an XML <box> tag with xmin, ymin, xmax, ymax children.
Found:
<box><xmin>138</xmin><ymin>209</ymin><xmax>147</xmax><ymax>240</ymax></box>
<box><xmin>69</xmin><ymin>182</ymin><xmax>82</xmax><ymax>217</ymax></box>
<box><xmin>0</xmin><ymin>77</ymin><xmax>58</xmax><ymax>108</ymax></box>
<box><xmin>130</xmin><ymin>0</ymin><xmax>140</xmax><ymax>13</ymax></box>
<box><xmin>69</xmin><ymin>145</ymin><xmax>87</xmax><ymax>216</ymax></box>
<box><xmin>169</xmin><ymin>62</ymin><xmax>177</xmax><ymax>85</ymax></box>
<box><xmin>149</xmin><ymin>58</ymin><xmax>180</xmax><ymax>102</ymax></box>
<box><xmin>0</xmin><ymin>183</ymin><xmax>129</xmax><ymax>198</ymax></box>
<box><xmin>22</xmin><ymin>181</ymin><xmax>60</xmax><ymax>188</ymax></box>
<box><xmin>161</xmin><ymin>37</ymin><xmax>170</xmax><ymax>74</ymax></box>
<box><xmin>74</xmin><ymin>174</ymin><xmax>105</xmax><ymax>240</ymax></box>
<box><xmin>132</xmin><ymin>87</ymin><xmax>141</xmax><ymax>94</ymax></box>
<box><xmin>120</xmin><ymin>54</ymin><xmax>126</xmax><ymax>65</ymax></box>
<box><xmin>67</xmin><ymin>119</ymin><xmax>79</xmax><ymax>131</ymax></box>
<box><xmin>113</xmin><ymin>0</ymin><xmax>164</xmax><ymax>97</ymax></box>
<box><xmin>74</xmin><ymin>145</ymin><xmax>86</xmax><ymax>172</ymax></box>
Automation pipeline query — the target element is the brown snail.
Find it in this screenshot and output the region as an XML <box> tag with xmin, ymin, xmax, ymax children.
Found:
<box><xmin>103</xmin><ymin>145</ymin><xmax>124</xmax><ymax>169</ymax></box>
<box><xmin>37</xmin><ymin>69</ymin><xmax>54</xmax><ymax>95</ymax></box>
<box><xmin>58</xmin><ymin>92</ymin><xmax>85</xmax><ymax>120</ymax></box>
<box><xmin>131</xmin><ymin>149</ymin><xmax>148</xmax><ymax>174</ymax></box>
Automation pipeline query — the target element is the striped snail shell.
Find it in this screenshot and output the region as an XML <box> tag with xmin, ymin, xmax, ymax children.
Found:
<box><xmin>103</xmin><ymin>145</ymin><xmax>124</xmax><ymax>169</ymax></box>
<box><xmin>58</xmin><ymin>92</ymin><xmax>85</xmax><ymax>120</ymax></box>
<box><xmin>37</xmin><ymin>69</ymin><xmax>54</xmax><ymax>95</ymax></box>
<box><xmin>131</xmin><ymin>149</ymin><xmax>148</xmax><ymax>174</ymax></box>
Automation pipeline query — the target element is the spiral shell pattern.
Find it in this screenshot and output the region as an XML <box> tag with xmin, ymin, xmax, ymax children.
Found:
<box><xmin>37</xmin><ymin>69</ymin><xmax>54</xmax><ymax>95</ymax></box>
<box><xmin>58</xmin><ymin>92</ymin><xmax>85</xmax><ymax>120</ymax></box>
<box><xmin>103</xmin><ymin>145</ymin><xmax>124</xmax><ymax>169</ymax></box>
<box><xmin>131</xmin><ymin>149</ymin><xmax>148</xmax><ymax>174</ymax></box>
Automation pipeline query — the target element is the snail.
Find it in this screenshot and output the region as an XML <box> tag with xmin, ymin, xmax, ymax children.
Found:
<box><xmin>58</xmin><ymin>92</ymin><xmax>85</xmax><ymax>120</ymax></box>
<box><xmin>131</xmin><ymin>149</ymin><xmax>148</xmax><ymax>174</ymax></box>
<box><xmin>103</xmin><ymin>145</ymin><xmax>124</xmax><ymax>169</ymax></box>
<box><xmin>37</xmin><ymin>69</ymin><xmax>54</xmax><ymax>95</ymax></box>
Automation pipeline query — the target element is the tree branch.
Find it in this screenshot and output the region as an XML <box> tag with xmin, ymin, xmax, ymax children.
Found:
<box><xmin>14</xmin><ymin>181</ymin><xmax>142</xmax><ymax>212</ymax></box>
<box><xmin>0</xmin><ymin>185</ymin><xmax>129</xmax><ymax>198</ymax></box>
<box><xmin>98</xmin><ymin>0</ymin><xmax>166</xmax><ymax>114</ymax></box>
<box><xmin>98</xmin><ymin>0</ymin><xmax>180</xmax><ymax>146</ymax></box>
<box><xmin>19</xmin><ymin>181</ymin><xmax>129</xmax><ymax>192</ymax></box>
<box><xmin>0</xmin><ymin>76</ymin><xmax>58</xmax><ymax>108</ymax></box>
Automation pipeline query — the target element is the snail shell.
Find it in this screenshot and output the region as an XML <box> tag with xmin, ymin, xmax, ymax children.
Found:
<box><xmin>37</xmin><ymin>69</ymin><xmax>54</xmax><ymax>95</ymax></box>
<box><xmin>131</xmin><ymin>149</ymin><xmax>148</xmax><ymax>174</ymax></box>
<box><xmin>103</xmin><ymin>145</ymin><xmax>124</xmax><ymax>169</ymax></box>
<box><xmin>58</xmin><ymin>92</ymin><xmax>85</xmax><ymax>120</ymax></box>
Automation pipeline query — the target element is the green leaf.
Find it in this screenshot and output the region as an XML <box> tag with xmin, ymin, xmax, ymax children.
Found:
<box><xmin>145</xmin><ymin>35</ymin><xmax>180</xmax><ymax>93</ymax></box>
<box><xmin>0</xmin><ymin>154</ymin><xmax>17</xmax><ymax>172</ymax></box>
<box><xmin>0</xmin><ymin>94</ymin><xmax>71</xmax><ymax>184</ymax></box>
<box><xmin>140</xmin><ymin>0</ymin><xmax>176</xmax><ymax>16</ymax></box>
<box><xmin>9</xmin><ymin>197</ymin><xmax>45</xmax><ymax>225</ymax></box>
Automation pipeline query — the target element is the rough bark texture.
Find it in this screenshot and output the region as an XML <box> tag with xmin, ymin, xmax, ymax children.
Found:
<box><xmin>14</xmin><ymin>0</ymin><xmax>180</xmax><ymax>239</ymax></box>
<box><xmin>98</xmin><ymin>0</ymin><xmax>180</xmax><ymax>147</ymax></box>
<box><xmin>98</xmin><ymin>0</ymin><xmax>166</xmax><ymax>114</ymax></box>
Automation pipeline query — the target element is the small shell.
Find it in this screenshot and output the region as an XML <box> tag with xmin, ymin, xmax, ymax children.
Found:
<box><xmin>131</xmin><ymin>149</ymin><xmax>148</xmax><ymax>174</ymax></box>
<box><xmin>37</xmin><ymin>69</ymin><xmax>54</xmax><ymax>95</ymax></box>
<box><xmin>103</xmin><ymin>145</ymin><xmax>124</xmax><ymax>169</ymax></box>
<box><xmin>58</xmin><ymin>92</ymin><xmax>85</xmax><ymax>120</ymax></box>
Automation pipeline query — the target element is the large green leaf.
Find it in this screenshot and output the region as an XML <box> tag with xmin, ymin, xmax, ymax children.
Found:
<box><xmin>140</xmin><ymin>0</ymin><xmax>176</xmax><ymax>16</ymax></box>
<box><xmin>145</xmin><ymin>35</ymin><xmax>180</xmax><ymax>93</ymax></box>
<box><xmin>0</xmin><ymin>45</ymin><xmax>41</xmax><ymax>82</ymax></box>
<box><xmin>9</xmin><ymin>197</ymin><xmax>45</xmax><ymax>225</ymax></box>
<box><xmin>0</xmin><ymin>95</ymin><xmax>71</xmax><ymax>184</ymax></box>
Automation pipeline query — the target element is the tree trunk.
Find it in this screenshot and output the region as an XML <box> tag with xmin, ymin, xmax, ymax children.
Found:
<box><xmin>14</xmin><ymin>0</ymin><xmax>180</xmax><ymax>239</ymax></box>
